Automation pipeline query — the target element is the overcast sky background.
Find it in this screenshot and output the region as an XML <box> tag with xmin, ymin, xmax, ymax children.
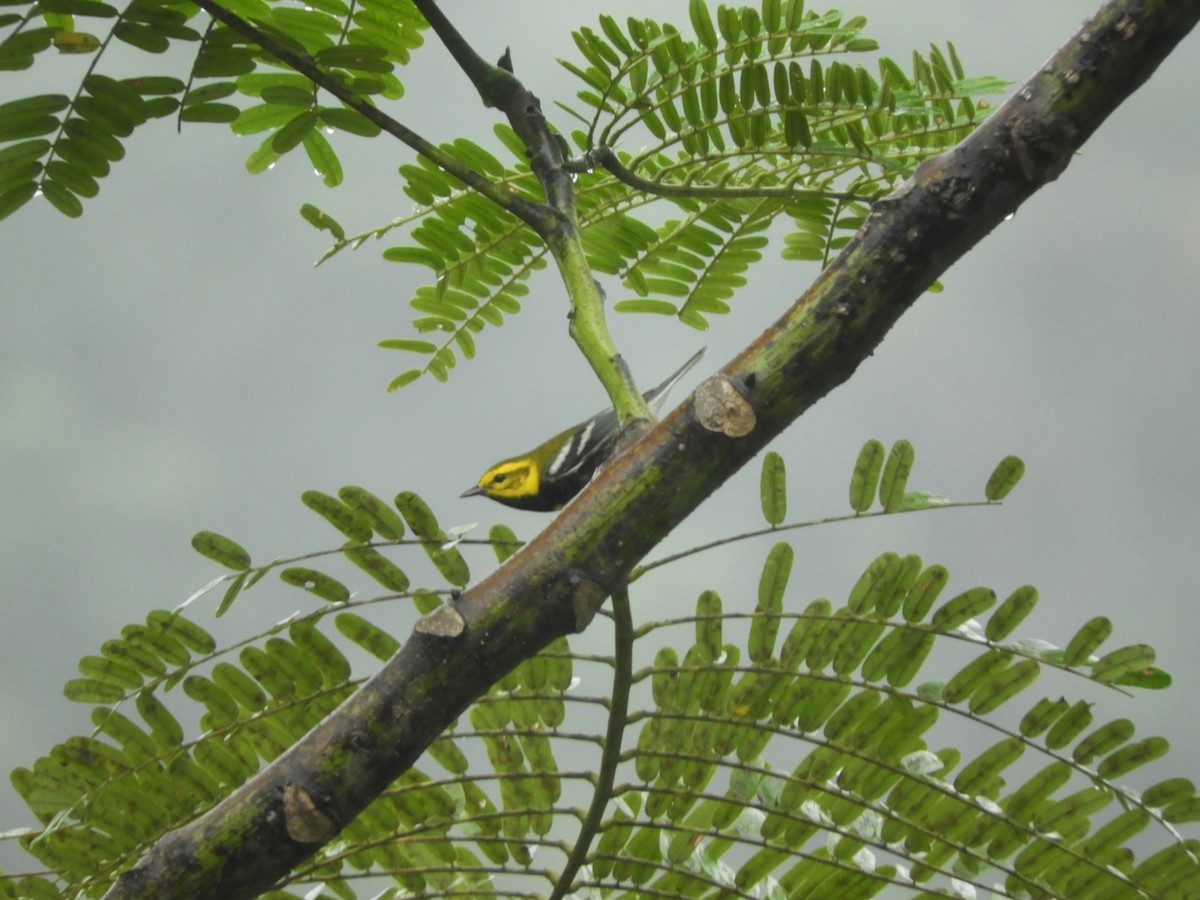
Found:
<box><xmin>2</xmin><ymin>0</ymin><xmax>1198</xmax><ymax>887</ymax></box>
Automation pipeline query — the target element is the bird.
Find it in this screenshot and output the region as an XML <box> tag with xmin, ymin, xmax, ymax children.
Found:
<box><xmin>461</xmin><ymin>348</ymin><xmax>706</xmax><ymax>511</ymax></box>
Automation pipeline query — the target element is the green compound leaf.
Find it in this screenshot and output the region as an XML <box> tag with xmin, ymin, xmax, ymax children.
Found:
<box><xmin>847</xmin><ymin>551</ymin><xmax>920</xmax><ymax>616</ymax></box>
<box><xmin>41</xmin><ymin>179</ymin><xmax>83</xmax><ymax>217</ymax></box>
<box><xmin>1073</xmin><ymin>718</ymin><xmax>1134</xmax><ymax>764</ymax></box>
<box><xmin>270</xmin><ymin>109</ymin><xmax>319</xmax><ymax>154</ymax></box>
<box><xmin>178</xmin><ymin>102</ymin><xmax>238</xmax><ymax>122</ymax></box>
<box><xmin>943</xmin><ymin>648</ymin><xmax>1010</xmax><ymax>705</ymax></box>
<box><xmin>0</xmin><ymin>182</ymin><xmax>38</xmax><ymax>221</ymax></box>
<box><xmin>903</xmin><ymin>564</ymin><xmax>949</xmax><ymax>622</ymax></box>
<box><xmin>319</xmin><ymin>106</ymin><xmax>383</xmax><ymax>136</ymax></box>
<box><xmin>695</xmin><ymin>589</ymin><xmax>723</xmax><ymax>660</ymax></box>
<box><xmin>303</xmin><ymin>128</ymin><xmax>342</xmax><ymax>186</ymax></box>
<box><xmin>689</xmin><ymin>0</ymin><xmax>719</xmax><ymax>51</ymax></box>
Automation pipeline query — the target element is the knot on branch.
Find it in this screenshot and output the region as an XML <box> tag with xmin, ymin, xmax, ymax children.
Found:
<box><xmin>415</xmin><ymin>603</ymin><xmax>467</xmax><ymax>639</ymax></box>
<box><xmin>1007</xmin><ymin>113</ymin><xmax>1073</xmax><ymax>185</ymax></box>
<box><xmin>568</xmin><ymin>568</ymin><xmax>609</xmax><ymax>633</ymax></box>
<box><xmin>694</xmin><ymin>376</ymin><xmax>756</xmax><ymax>438</ymax></box>
<box><xmin>282</xmin><ymin>783</ymin><xmax>339</xmax><ymax>844</ymax></box>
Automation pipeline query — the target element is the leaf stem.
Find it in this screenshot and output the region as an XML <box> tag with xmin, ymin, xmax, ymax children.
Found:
<box><xmin>549</xmin><ymin>580</ymin><xmax>634</xmax><ymax>900</ymax></box>
<box><xmin>570</xmin><ymin>145</ymin><xmax>864</xmax><ymax>203</ymax></box>
<box><xmin>631</xmin><ymin>499</ymin><xmax>997</xmax><ymax>580</ymax></box>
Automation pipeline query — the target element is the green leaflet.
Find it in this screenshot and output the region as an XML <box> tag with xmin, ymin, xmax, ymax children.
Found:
<box><xmin>394</xmin><ymin>489</ymin><xmax>471</xmax><ymax>587</ymax></box>
<box><xmin>930</xmin><ymin>585</ymin><xmax>996</xmax><ymax>631</ymax></box>
<box><xmin>986</xmin><ymin>453</ymin><xmax>1026</xmax><ymax>500</ymax></box>
<box><xmin>849</xmin><ymin>438</ymin><xmax>884</xmax><ymax>511</ymax></box>
<box><xmin>1064</xmin><ymin>615</ymin><xmax>1112</xmax><ymax>665</ymax></box>
<box><xmin>759</xmin><ymin>449</ymin><xmax>786</xmax><ymax>526</ymax></box>
<box><xmin>342</xmin><ymin>546</ymin><xmax>410</xmax><ymax>593</ymax></box>
<box><xmin>303</xmin><ymin>127</ymin><xmax>343</xmax><ymax>186</ymax></box>
<box><xmin>191</xmin><ymin>530</ymin><xmax>252</xmax><ymax>570</ymax></box>
<box><xmin>879</xmin><ymin>438</ymin><xmax>914</xmax><ymax>512</ymax></box>
<box><xmin>279</xmin><ymin>566</ymin><xmax>350</xmax><ymax>603</ymax></box>
<box><xmin>1091</xmin><ymin>643</ymin><xmax>1156</xmax><ymax>685</ymax></box>
<box><xmin>986</xmin><ymin>584</ymin><xmax>1038</xmax><ymax>642</ymax></box>
<box><xmin>750</xmin><ymin>542</ymin><xmax>792</xmax><ymax>662</ymax></box>
<box><xmin>335</xmin><ymin>611</ymin><xmax>399</xmax><ymax>661</ymax></box>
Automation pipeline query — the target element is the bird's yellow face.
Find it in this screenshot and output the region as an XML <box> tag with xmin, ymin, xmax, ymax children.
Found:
<box><xmin>474</xmin><ymin>457</ymin><xmax>540</xmax><ymax>501</ymax></box>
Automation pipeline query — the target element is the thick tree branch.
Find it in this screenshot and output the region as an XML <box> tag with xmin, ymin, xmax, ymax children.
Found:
<box><xmin>103</xmin><ymin>1</ymin><xmax>1200</xmax><ymax>897</ymax></box>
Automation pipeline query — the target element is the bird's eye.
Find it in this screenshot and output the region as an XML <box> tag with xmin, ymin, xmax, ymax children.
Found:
<box><xmin>492</xmin><ymin>473</ymin><xmax>507</xmax><ymax>484</ymax></box>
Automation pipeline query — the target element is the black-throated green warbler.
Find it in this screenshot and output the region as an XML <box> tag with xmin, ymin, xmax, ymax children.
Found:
<box><xmin>461</xmin><ymin>348</ymin><xmax>706</xmax><ymax>511</ymax></box>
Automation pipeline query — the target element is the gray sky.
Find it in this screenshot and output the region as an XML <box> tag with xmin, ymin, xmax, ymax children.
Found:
<box><xmin>2</xmin><ymin>0</ymin><xmax>1198</xmax><ymax>886</ymax></box>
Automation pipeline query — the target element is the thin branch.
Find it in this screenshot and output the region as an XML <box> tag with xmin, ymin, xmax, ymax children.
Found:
<box><xmin>548</xmin><ymin>581</ymin><xmax>633</xmax><ymax>900</ymax></box>
<box><xmin>407</xmin><ymin>0</ymin><xmax>522</xmax><ymax>110</ymax></box>
<box><xmin>410</xmin><ymin>0</ymin><xmax>572</xmax><ymax>215</ymax></box>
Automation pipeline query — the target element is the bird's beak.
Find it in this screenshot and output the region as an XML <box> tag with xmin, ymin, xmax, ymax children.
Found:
<box><xmin>460</xmin><ymin>485</ymin><xmax>484</xmax><ymax>498</ymax></box>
